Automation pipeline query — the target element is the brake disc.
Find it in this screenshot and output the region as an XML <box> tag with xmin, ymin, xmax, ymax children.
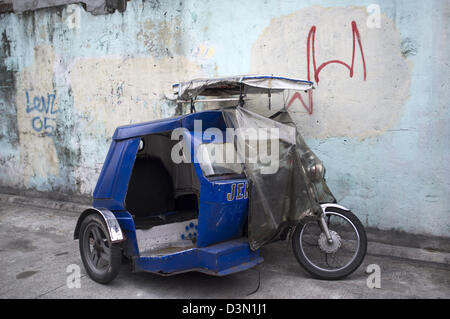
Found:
<box><xmin>318</xmin><ymin>230</ymin><xmax>342</xmax><ymax>254</ymax></box>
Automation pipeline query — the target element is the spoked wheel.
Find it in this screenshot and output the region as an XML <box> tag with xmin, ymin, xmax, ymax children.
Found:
<box><xmin>79</xmin><ymin>214</ymin><xmax>122</xmax><ymax>284</ymax></box>
<box><xmin>292</xmin><ymin>207</ymin><xmax>367</xmax><ymax>280</ymax></box>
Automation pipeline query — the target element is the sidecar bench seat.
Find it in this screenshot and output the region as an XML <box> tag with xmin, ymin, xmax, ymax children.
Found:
<box><xmin>125</xmin><ymin>156</ymin><xmax>175</xmax><ymax>217</ymax></box>
<box><xmin>133</xmin><ymin>209</ymin><xmax>198</xmax><ymax>229</ymax></box>
<box><xmin>125</xmin><ymin>156</ymin><xmax>198</xmax><ymax>229</ymax></box>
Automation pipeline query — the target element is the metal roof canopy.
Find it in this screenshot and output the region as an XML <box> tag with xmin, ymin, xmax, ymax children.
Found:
<box><xmin>172</xmin><ymin>75</ymin><xmax>314</xmax><ymax>104</ymax></box>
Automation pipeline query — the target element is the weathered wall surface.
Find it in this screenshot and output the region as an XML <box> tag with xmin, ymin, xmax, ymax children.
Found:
<box><xmin>0</xmin><ymin>0</ymin><xmax>449</xmax><ymax>237</ymax></box>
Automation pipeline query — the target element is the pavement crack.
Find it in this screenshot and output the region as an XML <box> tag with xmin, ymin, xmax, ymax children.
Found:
<box><xmin>34</xmin><ymin>274</ymin><xmax>87</xmax><ymax>299</ymax></box>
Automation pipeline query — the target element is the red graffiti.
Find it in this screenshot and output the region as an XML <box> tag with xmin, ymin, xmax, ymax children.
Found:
<box><xmin>287</xmin><ymin>21</ymin><xmax>367</xmax><ymax>114</ymax></box>
<box><xmin>288</xmin><ymin>91</ymin><xmax>314</xmax><ymax>114</ymax></box>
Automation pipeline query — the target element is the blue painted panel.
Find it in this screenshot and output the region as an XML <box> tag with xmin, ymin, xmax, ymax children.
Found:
<box><xmin>93</xmin><ymin>140</ymin><xmax>121</xmax><ymax>199</ymax></box>
<box><xmin>181</xmin><ymin>110</ymin><xmax>227</xmax><ymax>131</ymax></box>
<box><xmin>111</xmin><ymin>110</ymin><xmax>226</xmax><ymax>141</ymax></box>
<box><xmin>135</xmin><ymin>249</ymin><xmax>198</xmax><ymax>274</ymax></box>
<box><xmin>196</xmin><ymin>179</ymin><xmax>249</xmax><ymax>247</ymax></box>
<box><xmin>181</xmin><ymin>115</ymin><xmax>250</xmax><ymax>248</ymax></box>
<box><xmin>113</xmin><ymin>210</ymin><xmax>140</xmax><ymax>257</ymax></box>
<box><xmin>93</xmin><ymin>138</ymin><xmax>140</xmax><ymax>210</ymax></box>
<box><xmin>134</xmin><ymin>238</ymin><xmax>263</xmax><ymax>276</ymax></box>
<box><xmin>113</xmin><ymin>116</ymin><xmax>183</xmax><ymax>141</ymax></box>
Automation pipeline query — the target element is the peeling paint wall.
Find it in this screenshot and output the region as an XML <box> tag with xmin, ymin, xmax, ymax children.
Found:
<box><xmin>0</xmin><ymin>0</ymin><xmax>449</xmax><ymax>238</ymax></box>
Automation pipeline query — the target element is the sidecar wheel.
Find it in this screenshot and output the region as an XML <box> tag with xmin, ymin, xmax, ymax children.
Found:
<box><xmin>79</xmin><ymin>214</ymin><xmax>122</xmax><ymax>284</ymax></box>
<box><xmin>292</xmin><ymin>208</ymin><xmax>367</xmax><ymax>280</ymax></box>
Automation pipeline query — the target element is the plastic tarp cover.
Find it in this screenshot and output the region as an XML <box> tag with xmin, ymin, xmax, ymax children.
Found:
<box><xmin>222</xmin><ymin>107</ymin><xmax>335</xmax><ymax>250</ymax></box>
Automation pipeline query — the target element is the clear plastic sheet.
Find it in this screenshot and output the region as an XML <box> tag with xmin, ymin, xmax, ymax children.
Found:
<box><xmin>223</xmin><ymin>107</ymin><xmax>335</xmax><ymax>250</ymax></box>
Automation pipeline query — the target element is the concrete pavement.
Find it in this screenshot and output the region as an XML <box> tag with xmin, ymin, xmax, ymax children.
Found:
<box><xmin>0</xmin><ymin>194</ymin><xmax>448</xmax><ymax>299</ymax></box>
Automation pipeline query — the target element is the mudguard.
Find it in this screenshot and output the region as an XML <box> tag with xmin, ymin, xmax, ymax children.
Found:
<box><xmin>74</xmin><ymin>207</ymin><xmax>124</xmax><ymax>243</ymax></box>
<box><xmin>320</xmin><ymin>203</ymin><xmax>351</xmax><ymax>213</ymax></box>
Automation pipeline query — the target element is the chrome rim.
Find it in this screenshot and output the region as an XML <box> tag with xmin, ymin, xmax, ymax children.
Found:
<box><xmin>299</xmin><ymin>212</ymin><xmax>360</xmax><ymax>272</ymax></box>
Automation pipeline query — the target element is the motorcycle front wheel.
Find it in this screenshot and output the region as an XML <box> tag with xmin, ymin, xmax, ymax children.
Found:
<box><xmin>292</xmin><ymin>207</ymin><xmax>367</xmax><ymax>280</ymax></box>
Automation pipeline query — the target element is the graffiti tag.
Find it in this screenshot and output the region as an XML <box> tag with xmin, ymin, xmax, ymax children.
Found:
<box><xmin>288</xmin><ymin>21</ymin><xmax>367</xmax><ymax>114</ymax></box>
<box><xmin>25</xmin><ymin>91</ymin><xmax>59</xmax><ymax>136</ymax></box>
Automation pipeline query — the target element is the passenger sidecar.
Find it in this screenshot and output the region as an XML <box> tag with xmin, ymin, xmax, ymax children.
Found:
<box><xmin>74</xmin><ymin>109</ymin><xmax>264</xmax><ymax>282</ymax></box>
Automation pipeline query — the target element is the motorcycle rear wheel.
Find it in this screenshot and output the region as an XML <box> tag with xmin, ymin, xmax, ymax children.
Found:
<box><xmin>79</xmin><ymin>214</ymin><xmax>122</xmax><ymax>284</ymax></box>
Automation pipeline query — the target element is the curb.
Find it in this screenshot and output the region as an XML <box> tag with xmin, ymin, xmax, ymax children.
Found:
<box><xmin>0</xmin><ymin>193</ymin><xmax>89</xmax><ymax>214</ymax></box>
<box><xmin>368</xmin><ymin>241</ymin><xmax>449</xmax><ymax>265</ymax></box>
<box><xmin>0</xmin><ymin>193</ymin><xmax>449</xmax><ymax>265</ymax></box>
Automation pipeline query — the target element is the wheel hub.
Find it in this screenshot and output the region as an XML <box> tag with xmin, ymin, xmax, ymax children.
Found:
<box><xmin>318</xmin><ymin>230</ymin><xmax>341</xmax><ymax>254</ymax></box>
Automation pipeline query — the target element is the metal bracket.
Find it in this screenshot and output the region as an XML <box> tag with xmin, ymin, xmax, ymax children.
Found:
<box><xmin>190</xmin><ymin>98</ymin><xmax>196</xmax><ymax>113</ymax></box>
<box><xmin>239</xmin><ymin>83</ymin><xmax>245</xmax><ymax>107</ymax></box>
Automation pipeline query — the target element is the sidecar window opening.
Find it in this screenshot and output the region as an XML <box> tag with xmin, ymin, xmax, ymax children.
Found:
<box><xmin>125</xmin><ymin>131</ymin><xmax>199</xmax><ymax>229</ymax></box>
<box><xmin>197</xmin><ymin>142</ymin><xmax>244</xmax><ymax>177</ymax></box>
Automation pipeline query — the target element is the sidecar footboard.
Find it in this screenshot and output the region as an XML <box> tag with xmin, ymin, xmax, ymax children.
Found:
<box><xmin>133</xmin><ymin>238</ymin><xmax>263</xmax><ymax>276</ymax></box>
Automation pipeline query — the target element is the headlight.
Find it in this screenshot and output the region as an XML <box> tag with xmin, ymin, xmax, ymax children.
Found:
<box><xmin>307</xmin><ymin>161</ymin><xmax>324</xmax><ymax>182</ymax></box>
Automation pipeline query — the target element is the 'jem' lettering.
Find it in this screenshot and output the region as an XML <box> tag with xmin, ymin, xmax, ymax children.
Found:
<box><xmin>227</xmin><ymin>183</ymin><xmax>248</xmax><ymax>201</ymax></box>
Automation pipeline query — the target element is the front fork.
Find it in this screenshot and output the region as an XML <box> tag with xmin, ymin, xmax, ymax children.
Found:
<box><xmin>318</xmin><ymin>203</ymin><xmax>351</xmax><ymax>244</ymax></box>
<box><xmin>319</xmin><ymin>212</ymin><xmax>334</xmax><ymax>244</ymax></box>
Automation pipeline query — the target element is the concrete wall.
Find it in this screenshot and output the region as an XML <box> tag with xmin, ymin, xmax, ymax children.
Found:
<box><xmin>0</xmin><ymin>0</ymin><xmax>448</xmax><ymax>237</ymax></box>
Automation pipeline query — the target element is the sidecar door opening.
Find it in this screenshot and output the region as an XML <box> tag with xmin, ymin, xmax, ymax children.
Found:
<box><xmin>125</xmin><ymin>131</ymin><xmax>200</xmax><ymax>230</ymax></box>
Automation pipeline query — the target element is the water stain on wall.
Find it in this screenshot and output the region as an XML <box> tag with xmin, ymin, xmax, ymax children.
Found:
<box><xmin>0</xmin><ymin>30</ymin><xmax>19</xmax><ymax>146</ymax></box>
<box><xmin>0</xmin><ymin>27</ymin><xmax>22</xmax><ymax>191</ymax></box>
<box><xmin>15</xmin><ymin>45</ymin><xmax>60</xmax><ymax>186</ymax></box>
<box><xmin>137</xmin><ymin>15</ymin><xmax>183</xmax><ymax>58</ymax></box>
<box><xmin>1</xmin><ymin>1</ymin><xmax>206</xmax><ymax>196</ymax></box>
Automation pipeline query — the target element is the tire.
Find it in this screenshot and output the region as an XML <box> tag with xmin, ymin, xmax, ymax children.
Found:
<box><xmin>292</xmin><ymin>207</ymin><xmax>367</xmax><ymax>280</ymax></box>
<box><xmin>79</xmin><ymin>214</ymin><xmax>122</xmax><ymax>284</ymax></box>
